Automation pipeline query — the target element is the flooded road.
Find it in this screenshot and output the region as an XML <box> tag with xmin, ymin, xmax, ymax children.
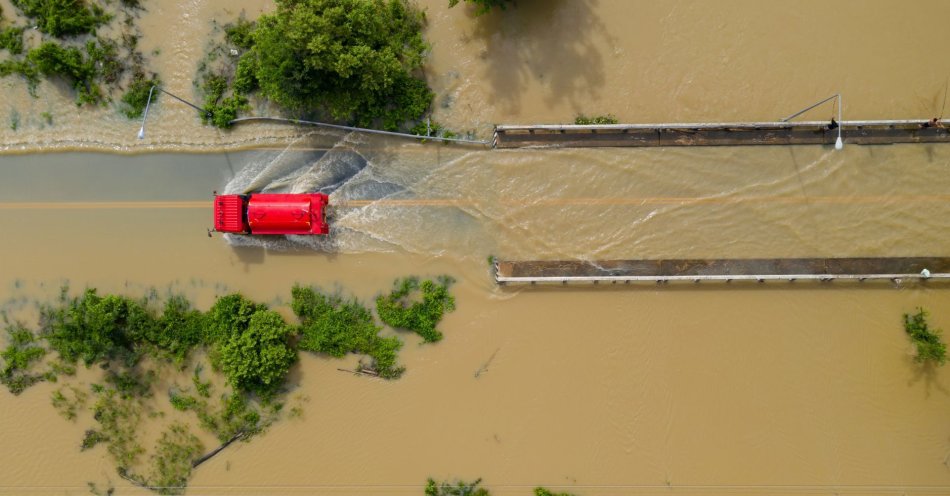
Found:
<box><xmin>2</xmin><ymin>0</ymin><xmax>950</xmax><ymax>495</ymax></box>
<box><xmin>1</xmin><ymin>143</ymin><xmax>949</xmax><ymax>495</ymax></box>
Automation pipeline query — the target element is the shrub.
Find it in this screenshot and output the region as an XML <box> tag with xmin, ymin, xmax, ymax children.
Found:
<box><xmin>0</xmin><ymin>27</ymin><xmax>25</xmax><ymax>55</ymax></box>
<box><xmin>448</xmin><ymin>0</ymin><xmax>513</xmax><ymax>15</ymax></box>
<box><xmin>11</xmin><ymin>0</ymin><xmax>111</xmax><ymax>37</ymax></box>
<box><xmin>534</xmin><ymin>488</ymin><xmax>577</xmax><ymax>496</ymax></box>
<box><xmin>574</xmin><ymin>114</ymin><xmax>618</xmax><ymax>125</ymax></box>
<box><xmin>424</xmin><ymin>478</ymin><xmax>490</xmax><ymax>496</ymax></box>
<box><xmin>224</xmin><ymin>18</ymin><xmax>256</xmax><ymax>50</ymax></box>
<box><xmin>904</xmin><ymin>308</ymin><xmax>947</xmax><ymax>365</ymax></box>
<box><xmin>40</xmin><ymin>288</ymin><xmax>154</xmax><ymax>366</ymax></box>
<box><xmin>1</xmin><ymin>323</ymin><xmax>47</xmax><ymax>394</ymax></box>
<box><xmin>293</xmin><ymin>285</ymin><xmax>404</xmax><ymax>378</ymax></box>
<box><xmin>449</xmin><ymin>0</ymin><xmax>514</xmax><ymax>15</ymax></box>
<box><xmin>376</xmin><ymin>276</ymin><xmax>456</xmax><ymax>343</ymax></box>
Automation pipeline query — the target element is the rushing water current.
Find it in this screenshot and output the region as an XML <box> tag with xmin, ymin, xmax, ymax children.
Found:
<box><xmin>2</xmin><ymin>0</ymin><xmax>950</xmax><ymax>495</ymax></box>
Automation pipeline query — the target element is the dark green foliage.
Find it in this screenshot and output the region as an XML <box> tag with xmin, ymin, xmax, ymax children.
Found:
<box><xmin>204</xmin><ymin>293</ymin><xmax>267</xmax><ymax>344</ymax></box>
<box><xmin>11</xmin><ymin>0</ymin><xmax>111</xmax><ymax>37</ymax></box>
<box><xmin>0</xmin><ymin>27</ymin><xmax>25</xmax><ymax>55</ymax></box>
<box><xmin>904</xmin><ymin>308</ymin><xmax>947</xmax><ymax>365</ymax></box>
<box><xmin>534</xmin><ymin>488</ymin><xmax>577</xmax><ymax>496</ymax></box>
<box><xmin>40</xmin><ymin>288</ymin><xmax>210</xmax><ymax>369</ymax></box>
<box><xmin>26</xmin><ymin>41</ymin><xmax>113</xmax><ymax>105</ymax></box>
<box><xmin>224</xmin><ymin>18</ymin><xmax>255</xmax><ymax>51</ymax></box>
<box><xmin>574</xmin><ymin>114</ymin><xmax>618</xmax><ymax>125</ymax></box>
<box><xmin>376</xmin><ymin>276</ymin><xmax>456</xmax><ymax>343</ymax></box>
<box><xmin>40</xmin><ymin>288</ymin><xmax>151</xmax><ymax>366</ymax></box>
<box><xmin>216</xmin><ymin>309</ymin><xmax>296</xmax><ymax>394</ymax></box>
<box><xmin>425</xmin><ymin>478</ymin><xmax>490</xmax><ymax>496</ymax></box>
<box><xmin>206</xmin><ymin>94</ymin><xmax>249</xmax><ymax>128</ymax></box>
<box><xmin>292</xmin><ymin>285</ymin><xmax>404</xmax><ymax>378</ymax></box>
<box><xmin>1</xmin><ymin>322</ymin><xmax>47</xmax><ymax>394</ymax></box>
<box><xmin>250</xmin><ymin>0</ymin><xmax>433</xmax><ymax>130</ymax></box>
<box><xmin>152</xmin><ymin>295</ymin><xmax>204</xmax><ymax>362</ymax></box>
<box><xmin>448</xmin><ymin>0</ymin><xmax>513</xmax><ymax>15</ymax></box>
<box><xmin>232</xmin><ymin>53</ymin><xmax>259</xmax><ymax>94</ymax></box>
<box><xmin>205</xmin><ymin>293</ymin><xmax>266</xmax><ymax>345</ymax></box>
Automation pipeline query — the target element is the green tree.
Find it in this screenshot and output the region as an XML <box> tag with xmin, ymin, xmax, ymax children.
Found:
<box><xmin>448</xmin><ymin>0</ymin><xmax>513</xmax><ymax>16</ymax></box>
<box><xmin>904</xmin><ymin>308</ymin><xmax>947</xmax><ymax>365</ymax></box>
<box><xmin>216</xmin><ymin>309</ymin><xmax>296</xmax><ymax>394</ymax></box>
<box><xmin>247</xmin><ymin>0</ymin><xmax>433</xmax><ymax>129</ymax></box>
<box><xmin>205</xmin><ymin>293</ymin><xmax>266</xmax><ymax>345</ymax></box>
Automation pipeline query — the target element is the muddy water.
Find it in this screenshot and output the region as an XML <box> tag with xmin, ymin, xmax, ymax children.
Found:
<box><xmin>2</xmin><ymin>0</ymin><xmax>950</xmax><ymax>495</ymax></box>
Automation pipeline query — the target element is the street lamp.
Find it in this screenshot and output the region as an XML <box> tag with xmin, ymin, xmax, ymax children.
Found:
<box><xmin>834</xmin><ymin>94</ymin><xmax>843</xmax><ymax>150</ymax></box>
<box><xmin>137</xmin><ymin>85</ymin><xmax>211</xmax><ymax>139</ymax></box>
<box><xmin>780</xmin><ymin>93</ymin><xmax>843</xmax><ymax>150</ymax></box>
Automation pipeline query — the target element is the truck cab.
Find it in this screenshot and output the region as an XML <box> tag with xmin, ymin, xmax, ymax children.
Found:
<box><xmin>213</xmin><ymin>193</ymin><xmax>329</xmax><ymax>235</ymax></box>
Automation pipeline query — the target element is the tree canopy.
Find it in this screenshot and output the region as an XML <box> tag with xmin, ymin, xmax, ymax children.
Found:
<box><xmin>215</xmin><ymin>308</ymin><xmax>297</xmax><ymax>394</ymax></box>
<box><xmin>243</xmin><ymin>0</ymin><xmax>433</xmax><ymax>129</ymax></box>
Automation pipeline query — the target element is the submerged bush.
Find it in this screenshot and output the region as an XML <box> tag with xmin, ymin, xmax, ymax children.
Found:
<box><xmin>904</xmin><ymin>308</ymin><xmax>947</xmax><ymax>365</ymax></box>
<box><xmin>376</xmin><ymin>276</ymin><xmax>456</xmax><ymax>343</ymax></box>
<box><xmin>574</xmin><ymin>114</ymin><xmax>618</xmax><ymax>125</ymax></box>
<box><xmin>448</xmin><ymin>0</ymin><xmax>513</xmax><ymax>15</ymax></box>
<box><xmin>121</xmin><ymin>73</ymin><xmax>162</xmax><ymax>119</ymax></box>
<box><xmin>0</xmin><ymin>27</ymin><xmax>25</xmax><ymax>55</ymax></box>
<box><xmin>293</xmin><ymin>285</ymin><xmax>404</xmax><ymax>378</ymax></box>
<box><xmin>0</xmin><ymin>322</ymin><xmax>47</xmax><ymax>394</ymax></box>
<box><xmin>534</xmin><ymin>488</ymin><xmax>577</xmax><ymax>496</ymax></box>
<box><xmin>148</xmin><ymin>422</ymin><xmax>204</xmax><ymax>495</ymax></box>
<box><xmin>425</xmin><ymin>478</ymin><xmax>490</xmax><ymax>496</ymax></box>
<box><xmin>11</xmin><ymin>0</ymin><xmax>111</xmax><ymax>37</ymax></box>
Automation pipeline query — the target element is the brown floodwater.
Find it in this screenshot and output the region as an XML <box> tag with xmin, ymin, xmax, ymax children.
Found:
<box><xmin>2</xmin><ymin>1</ymin><xmax>950</xmax><ymax>495</ymax></box>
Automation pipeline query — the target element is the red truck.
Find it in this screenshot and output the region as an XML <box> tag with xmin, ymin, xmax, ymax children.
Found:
<box><xmin>213</xmin><ymin>193</ymin><xmax>330</xmax><ymax>235</ymax></box>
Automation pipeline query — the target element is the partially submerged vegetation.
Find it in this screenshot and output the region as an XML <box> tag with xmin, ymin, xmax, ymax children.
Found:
<box><xmin>574</xmin><ymin>114</ymin><xmax>619</xmax><ymax>125</ymax></box>
<box><xmin>423</xmin><ymin>479</ymin><xmax>579</xmax><ymax>496</ymax></box>
<box><xmin>377</xmin><ymin>276</ymin><xmax>456</xmax><ymax>343</ymax></box>
<box><xmin>448</xmin><ymin>0</ymin><xmax>514</xmax><ymax>15</ymax></box>
<box><xmin>0</xmin><ymin>0</ymin><xmax>159</xmax><ymax>120</ymax></box>
<box><xmin>0</xmin><ymin>276</ymin><xmax>456</xmax><ymax>494</ymax></box>
<box><xmin>426</xmin><ymin>478</ymin><xmax>490</xmax><ymax>496</ymax></box>
<box><xmin>903</xmin><ymin>308</ymin><xmax>947</xmax><ymax>365</ymax></box>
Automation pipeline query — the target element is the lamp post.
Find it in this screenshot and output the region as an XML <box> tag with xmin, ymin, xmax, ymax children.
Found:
<box><xmin>780</xmin><ymin>93</ymin><xmax>843</xmax><ymax>150</ymax></box>
<box><xmin>834</xmin><ymin>94</ymin><xmax>843</xmax><ymax>150</ymax></box>
<box><xmin>137</xmin><ymin>85</ymin><xmax>211</xmax><ymax>139</ymax></box>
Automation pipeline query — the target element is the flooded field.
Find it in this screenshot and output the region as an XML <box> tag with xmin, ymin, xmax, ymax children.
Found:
<box><xmin>2</xmin><ymin>0</ymin><xmax>950</xmax><ymax>495</ymax></box>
